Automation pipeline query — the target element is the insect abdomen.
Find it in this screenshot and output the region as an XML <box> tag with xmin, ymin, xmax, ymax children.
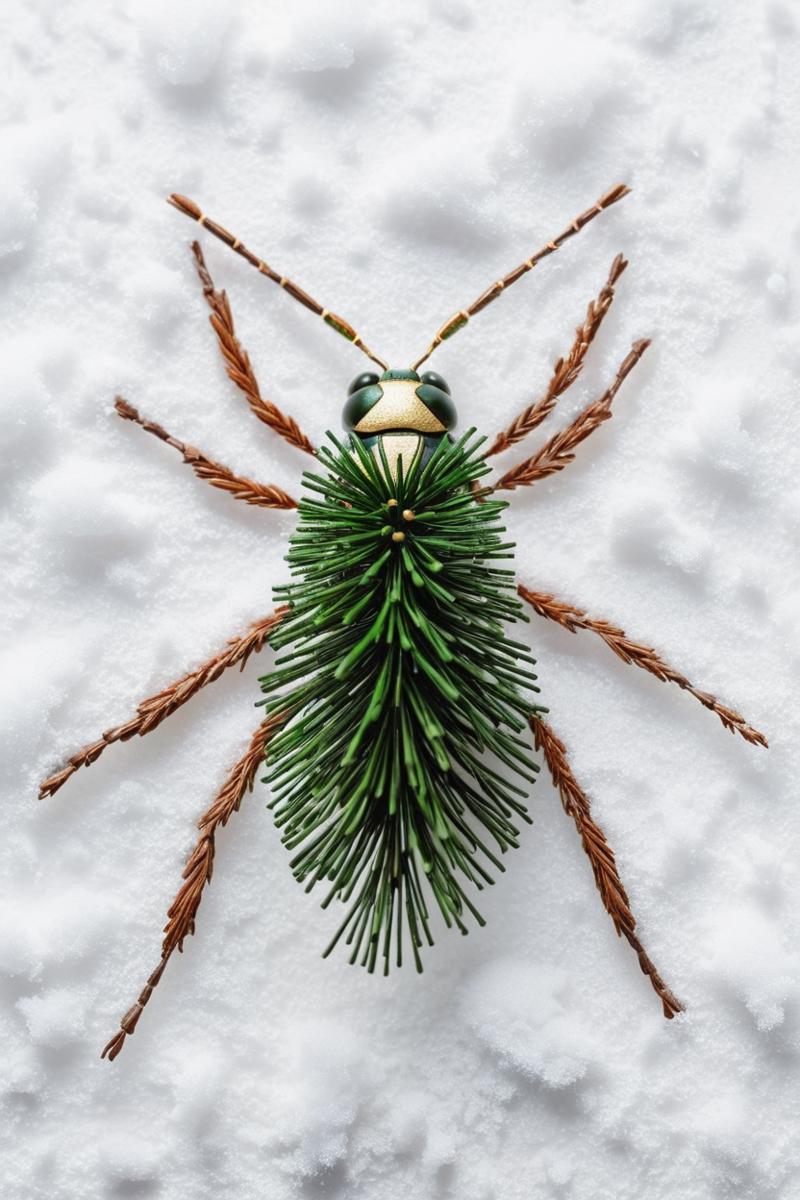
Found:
<box><xmin>262</xmin><ymin>431</ymin><xmax>545</xmax><ymax>974</ymax></box>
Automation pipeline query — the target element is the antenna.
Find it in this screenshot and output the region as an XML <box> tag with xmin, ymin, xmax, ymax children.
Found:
<box><xmin>411</xmin><ymin>183</ymin><xmax>630</xmax><ymax>370</ymax></box>
<box><xmin>168</xmin><ymin>194</ymin><xmax>388</xmax><ymax>370</ymax></box>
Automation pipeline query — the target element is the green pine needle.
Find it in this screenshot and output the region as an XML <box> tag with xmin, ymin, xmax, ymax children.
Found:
<box><xmin>260</xmin><ymin>431</ymin><xmax>546</xmax><ymax>974</ymax></box>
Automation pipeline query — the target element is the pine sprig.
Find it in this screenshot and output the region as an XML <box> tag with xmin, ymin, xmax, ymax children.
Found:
<box><xmin>485</xmin><ymin>254</ymin><xmax>628</xmax><ymax>458</ymax></box>
<box><xmin>39</xmin><ymin>610</ymin><xmax>286</xmax><ymax>799</ymax></box>
<box><xmin>191</xmin><ymin>241</ymin><xmax>316</xmax><ymax>457</ymax></box>
<box><xmin>495</xmin><ymin>339</ymin><xmax>650</xmax><ymax>492</ymax></box>
<box><xmin>532</xmin><ymin>717</ymin><xmax>684</xmax><ymax>1019</ymax></box>
<box><xmin>101</xmin><ymin>713</ymin><xmax>284</xmax><ymax>1061</ymax></box>
<box><xmin>260</xmin><ymin>433</ymin><xmax>545</xmax><ymax>972</ymax></box>
<box><xmin>114</xmin><ymin>398</ymin><xmax>298</xmax><ymax>510</ymax></box>
<box><xmin>519</xmin><ymin>586</ymin><xmax>767</xmax><ymax>747</ymax></box>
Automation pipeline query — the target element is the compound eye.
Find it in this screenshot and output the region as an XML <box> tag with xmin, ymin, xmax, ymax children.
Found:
<box><xmin>419</xmin><ymin>370</ymin><xmax>450</xmax><ymax>395</ymax></box>
<box><xmin>347</xmin><ymin>371</ymin><xmax>380</xmax><ymax>396</ymax></box>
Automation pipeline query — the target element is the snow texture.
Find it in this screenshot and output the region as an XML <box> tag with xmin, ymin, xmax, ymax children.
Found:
<box><xmin>2</xmin><ymin>1</ymin><xmax>797</xmax><ymax>1197</ymax></box>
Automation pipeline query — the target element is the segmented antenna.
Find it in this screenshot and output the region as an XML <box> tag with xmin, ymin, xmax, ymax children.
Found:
<box><xmin>411</xmin><ymin>183</ymin><xmax>631</xmax><ymax>370</ymax></box>
<box><xmin>168</xmin><ymin>194</ymin><xmax>388</xmax><ymax>370</ymax></box>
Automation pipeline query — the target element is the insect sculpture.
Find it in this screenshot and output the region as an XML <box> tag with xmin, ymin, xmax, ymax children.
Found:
<box><xmin>39</xmin><ymin>184</ymin><xmax>767</xmax><ymax>1060</ymax></box>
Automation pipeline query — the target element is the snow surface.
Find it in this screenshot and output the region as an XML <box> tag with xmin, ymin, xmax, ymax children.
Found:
<box><xmin>3</xmin><ymin>1</ymin><xmax>798</xmax><ymax>1197</ymax></box>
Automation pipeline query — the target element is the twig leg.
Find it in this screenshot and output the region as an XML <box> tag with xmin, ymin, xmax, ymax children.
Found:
<box><xmin>39</xmin><ymin>609</ymin><xmax>285</xmax><ymax>799</ymax></box>
<box><xmin>532</xmin><ymin>717</ymin><xmax>683</xmax><ymax>1019</ymax></box>
<box><xmin>115</xmin><ymin>397</ymin><xmax>298</xmax><ymax>510</ymax></box>
<box><xmin>519</xmin><ymin>585</ymin><xmax>767</xmax><ymax>748</ymax></box>
<box><xmin>485</xmin><ymin>253</ymin><xmax>628</xmax><ymax>458</ymax></box>
<box><xmin>494</xmin><ymin>338</ymin><xmax>650</xmax><ymax>492</ymax></box>
<box><xmin>102</xmin><ymin>714</ymin><xmax>283</xmax><ymax>1060</ymax></box>
<box><xmin>190</xmin><ymin>242</ymin><xmax>316</xmax><ymax>457</ymax></box>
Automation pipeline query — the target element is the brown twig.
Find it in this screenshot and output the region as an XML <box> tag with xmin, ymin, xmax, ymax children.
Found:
<box><xmin>494</xmin><ymin>338</ymin><xmax>650</xmax><ymax>492</ymax></box>
<box><xmin>412</xmin><ymin>183</ymin><xmax>630</xmax><ymax>370</ymax></box>
<box><xmin>39</xmin><ymin>610</ymin><xmax>286</xmax><ymax>800</ymax></box>
<box><xmin>532</xmin><ymin>717</ymin><xmax>684</xmax><ymax>1019</ymax></box>
<box><xmin>485</xmin><ymin>254</ymin><xmax>628</xmax><ymax>458</ymax></box>
<box><xmin>168</xmin><ymin>194</ymin><xmax>387</xmax><ymax>369</ymax></box>
<box><xmin>101</xmin><ymin>712</ymin><xmax>285</xmax><ymax>1061</ymax></box>
<box><xmin>114</xmin><ymin>397</ymin><xmax>298</xmax><ymax>509</ymax></box>
<box><xmin>190</xmin><ymin>241</ymin><xmax>316</xmax><ymax>457</ymax></box>
<box><xmin>519</xmin><ymin>586</ymin><xmax>767</xmax><ymax>748</ymax></box>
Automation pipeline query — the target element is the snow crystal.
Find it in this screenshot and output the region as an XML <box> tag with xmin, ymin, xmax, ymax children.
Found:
<box><xmin>17</xmin><ymin>987</ymin><xmax>91</xmax><ymax>1049</ymax></box>
<box><xmin>134</xmin><ymin>0</ymin><xmax>232</xmax><ymax>88</ymax></box>
<box><xmin>462</xmin><ymin>959</ymin><xmax>598</xmax><ymax>1087</ymax></box>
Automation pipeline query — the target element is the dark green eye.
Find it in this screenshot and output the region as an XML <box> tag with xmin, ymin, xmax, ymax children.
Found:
<box><xmin>342</xmin><ymin>380</ymin><xmax>383</xmax><ymax>431</ymax></box>
<box><xmin>348</xmin><ymin>372</ymin><xmax>380</xmax><ymax>396</ymax></box>
<box><xmin>419</xmin><ymin>371</ymin><xmax>450</xmax><ymax>395</ymax></box>
<box><xmin>415</xmin><ymin>380</ymin><xmax>457</xmax><ymax>430</ymax></box>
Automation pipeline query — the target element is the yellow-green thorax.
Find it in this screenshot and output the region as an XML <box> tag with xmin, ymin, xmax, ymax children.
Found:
<box><xmin>343</xmin><ymin>368</ymin><xmax>456</xmax><ymax>479</ymax></box>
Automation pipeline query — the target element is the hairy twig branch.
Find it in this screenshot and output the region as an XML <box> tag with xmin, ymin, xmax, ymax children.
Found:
<box><xmin>486</xmin><ymin>254</ymin><xmax>628</xmax><ymax>458</ymax></box>
<box><xmin>114</xmin><ymin>397</ymin><xmax>298</xmax><ymax>510</ymax></box>
<box><xmin>39</xmin><ymin>610</ymin><xmax>286</xmax><ymax>799</ymax></box>
<box><xmin>495</xmin><ymin>339</ymin><xmax>650</xmax><ymax>492</ymax></box>
<box><xmin>519</xmin><ymin>586</ymin><xmax>767</xmax><ymax>747</ymax></box>
<box><xmin>191</xmin><ymin>242</ymin><xmax>316</xmax><ymax>457</ymax></box>
<box><xmin>532</xmin><ymin>717</ymin><xmax>684</xmax><ymax>1019</ymax></box>
<box><xmin>101</xmin><ymin>713</ymin><xmax>285</xmax><ymax>1061</ymax></box>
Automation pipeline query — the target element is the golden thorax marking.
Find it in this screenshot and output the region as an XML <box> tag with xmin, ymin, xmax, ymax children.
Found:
<box><xmin>372</xmin><ymin>433</ymin><xmax>422</xmax><ymax>480</ymax></box>
<box><xmin>354</xmin><ymin>379</ymin><xmax>446</xmax><ymax>435</ymax></box>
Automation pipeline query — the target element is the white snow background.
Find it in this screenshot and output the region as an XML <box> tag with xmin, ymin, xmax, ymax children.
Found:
<box><xmin>2</xmin><ymin>1</ymin><xmax>798</xmax><ymax>1197</ymax></box>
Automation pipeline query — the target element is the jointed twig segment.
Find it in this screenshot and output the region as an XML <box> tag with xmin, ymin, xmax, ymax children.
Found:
<box><xmin>191</xmin><ymin>242</ymin><xmax>315</xmax><ymax>457</ymax></box>
<box><xmin>101</xmin><ymin>713</ymin><xmax>285</xmax><ymax>1061</ymax></box>
<box><xmin>39</xmin><ymin>610</ymin><xmax>286</xmax><ymax>800</ymax></box>
<box><xmin>412</xmin><ymin>184</ymin><xmax>630</xmax><ymax>370</ymax></box>
<box><xmin>168</xmin><ymin>193</ymin><xmax>387</xmax><ymax>369</ymax></box>
<box><xmin>485</xmin><ymin>254</ymin><xmax>628</xmax><ymax>458</ymax></box>
<box><xmin>494</xmin><ymin>339</ymin><xmax>650</xmax><ymax>491</ymax></box>
<box><xmin>532</xmin><ymin>717</ymin><xmax>683</xmax><ymax>1019</ymax></box>
<box><xmin>114</xmin><ymin>397</ymin><xmax>298</xmax><ymax>510</ymax></box>
<box><xmin>519</xmin><ymin>586</ymin><xmax>767</xmax><ymax>747</ymax></box>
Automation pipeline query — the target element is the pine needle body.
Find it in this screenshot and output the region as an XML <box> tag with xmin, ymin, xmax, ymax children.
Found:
<box><xmin>261</xmin><ymin>432</ymin><xmax>545</xmax><ymax>972</ymax></box>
